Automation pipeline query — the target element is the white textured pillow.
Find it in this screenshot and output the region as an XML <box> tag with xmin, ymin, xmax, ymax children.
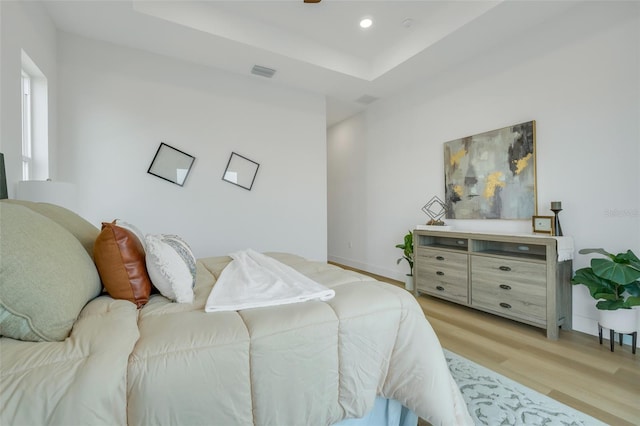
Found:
<box><xmin>145</xmin><ymin>234</ymin><xmax>196</xmax><ymax>303</ymax></box>
<box><xmin>115</xmin><ymin>219</ymin><xmax>147</xmax><ymax>251</ymax></box>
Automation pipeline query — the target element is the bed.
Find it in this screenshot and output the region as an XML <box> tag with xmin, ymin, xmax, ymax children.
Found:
<box><xmin>0</xmin><ymin>200</ymin><xmax>471</xmax><ymax>425</ymax></box>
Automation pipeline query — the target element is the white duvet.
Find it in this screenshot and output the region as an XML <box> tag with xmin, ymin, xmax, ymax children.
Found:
<box><xmin>2</xmin><ymin>253</ymin><xmax>472</xmax><ymax>426</ymax></box>
<box><xmin>205</xmin><ymin>249</ymin><xmax>335</xmax><ymax>312</ymax></box>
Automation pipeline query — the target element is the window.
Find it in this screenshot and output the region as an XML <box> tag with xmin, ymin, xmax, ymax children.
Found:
<box><xmin>21</xmin><ymin>50</ymin><xmax>48</xmax><ymax>181</ymax></box>
<box><xmin>21</xmin><ymin>70</ymin><xmax>33</xmax><ymax>180</ymax></box>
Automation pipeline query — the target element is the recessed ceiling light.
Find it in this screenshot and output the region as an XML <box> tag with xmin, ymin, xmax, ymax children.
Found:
<box><xmin>359</xmin><ymin>18</ymin><xmax>373</xmax><ymax>29</ymax></box>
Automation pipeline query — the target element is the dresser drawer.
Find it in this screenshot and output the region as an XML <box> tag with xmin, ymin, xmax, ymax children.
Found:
<box><xmin>471</xmin><ymin>256</ymin><xmax>545</xmax><ymax>287</ymax></box>
<box><xmin>416</xmin><ymin>275</ymin><xmax>468</xmax><ymax>304</ymax></box>
<box><xmin>416</xmin><ymin>249</ymin><xmax>468</xmax><ymax>272</ymax></box>
<box><xmin>416</xmin><ymin>249</ymin><xmax>468</xmax><ymax>303</ymax></box>
<box><xmin>471</xmin><ymin>256</ymin><xmax>546</xmax><ymax>323</ymax></box>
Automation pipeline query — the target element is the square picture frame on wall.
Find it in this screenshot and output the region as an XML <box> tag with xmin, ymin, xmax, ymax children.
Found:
<box><xmin>147</xmin><ymin>143</ymin><xmax>195</xmax><ymax>187</ymax></box>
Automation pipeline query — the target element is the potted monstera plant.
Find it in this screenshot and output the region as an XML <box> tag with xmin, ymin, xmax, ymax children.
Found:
<box><xmin>571</xmin><ymin>248</ymin><xmax>640</xmax><ymax>333</ymax></box>
<box><xmin>396</xmin><ymin>231</ymin><xmax>414</xmax><ymax>291</ymax></box>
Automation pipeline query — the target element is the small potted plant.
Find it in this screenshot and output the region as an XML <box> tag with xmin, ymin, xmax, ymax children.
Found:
<box><xmin>396</xmin><ymin>231</ymin><xmax>414</xmax><ymax>291</ymax></box>
<box><xmin>571</xmin><ymin>248</ymin><xmax>640</xmax><ymax>333</ymax></box>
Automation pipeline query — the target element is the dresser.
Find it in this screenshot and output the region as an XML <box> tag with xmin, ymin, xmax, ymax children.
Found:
<box><xmin>413</xmin><ymin>229</ymin><xmax>573</xmax><ymax>339</ymax></box>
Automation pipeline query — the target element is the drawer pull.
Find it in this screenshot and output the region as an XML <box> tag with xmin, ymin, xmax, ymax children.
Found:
<box><xmin>499</xmin><ymin>302</ymin><xmax>512</xmax><ymax>309</ymax></box>
<box><xmin>499</xmin><ymin>266</ymin><xmax>512</xmax><ymax>272</ymax></box>
<box><xmin>499</xmin><ymin>284</ymin><xmax>512</xmax><ymax>290</ymax></box>
<box><xmin>436</xmin><ymin>256</ymin><xmax>445</xmax><ymax>261</ymax></box>
<box><xmin>436</xmin><ymin>271</ymin><xmax>445</xmax><ymax>276</ymax></box>
<box><xmin>436</xmin><ymin>285</ymin><xmax>445</xmax><ymax>291</ymax></box>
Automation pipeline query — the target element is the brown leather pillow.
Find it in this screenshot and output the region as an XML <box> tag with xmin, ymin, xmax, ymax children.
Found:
<box><xmin>93</xmin><ymin>221</ymin><xmax>152</xmax><ymax>308</ymax></box>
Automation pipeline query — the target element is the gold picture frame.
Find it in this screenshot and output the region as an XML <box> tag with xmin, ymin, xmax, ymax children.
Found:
<box><xmin>532</xmin><ymin>215</ymin><xmax>555</xmax><ymax>234</ymax></box>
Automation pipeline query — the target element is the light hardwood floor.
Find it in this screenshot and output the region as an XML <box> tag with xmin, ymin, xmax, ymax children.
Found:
<box><xmin>330</xmin><ymin>263</ymin><xmax>640</xmax><ymax>426</ymax></box>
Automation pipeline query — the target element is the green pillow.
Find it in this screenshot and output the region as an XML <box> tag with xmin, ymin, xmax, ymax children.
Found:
<box><xmin>0</xmin><ymin>202</ymin><xmax>101</xmax><ymax>341</ymax></box>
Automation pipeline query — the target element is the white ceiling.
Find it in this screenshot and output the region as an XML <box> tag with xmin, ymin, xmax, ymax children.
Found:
<box><xmin>41</xmin><ymin>0</ymin><xmax>581</xmax><ymax>126</ymax></box>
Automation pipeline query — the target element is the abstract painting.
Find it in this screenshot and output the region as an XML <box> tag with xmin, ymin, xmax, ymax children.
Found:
<box><xmin>444</xmin><ymin>121</ymin><xmax>536</xmax><ymax>220</ymax></box>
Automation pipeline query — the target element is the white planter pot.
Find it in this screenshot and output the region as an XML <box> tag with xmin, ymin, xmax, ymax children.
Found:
<box><xmin>404</xmin><ymin>275</ymin><xmax>414</xmax><ymax>292</ymax></box>
<box><xmin>598</xmin><ymin>309</ymin><xmax>638</xmax><ymax>334</ymax></box>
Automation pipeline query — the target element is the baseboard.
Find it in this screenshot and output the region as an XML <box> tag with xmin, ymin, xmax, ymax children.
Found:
<box><xmin>327</xmin><ymin>255</ymin><xmax>404</xmax><ymax>282</ymax></box>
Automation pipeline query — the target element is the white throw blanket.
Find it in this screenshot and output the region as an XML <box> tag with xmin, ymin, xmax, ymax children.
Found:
<box><xmin>205</xmin><ymin>249</ymin><xmax>335</xmax><ymax>312</ymax></box>
<box><xmin>554</xmin><ymin>236</ymin><xmax>574</xmax><ymax>262</ymax></box>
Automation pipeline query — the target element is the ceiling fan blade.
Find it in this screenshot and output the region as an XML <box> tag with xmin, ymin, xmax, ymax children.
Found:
<box><xmin>304</xmin><ymin>0</ymin><xmax>321</xmax><ymax>3</ymax></box>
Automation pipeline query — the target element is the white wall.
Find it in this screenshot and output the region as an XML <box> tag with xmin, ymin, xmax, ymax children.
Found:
<box><xmin>0</xmin><ymin>0</ymin><xmax>57</xmax><ymax>190</ymax></box>
<box><xmin>327</xmin><ymin>114</ymin><xmax>369</xmax><ymax>271</ymax></box>
<box><xmin>328</xmin><ymin>2</ymin><xmax>640</xmax><ymax>339</ymax></box>
<box><xmin>57</xmin><ymin>33</ymin><xmax>327</xmax><ymax>261</ymax></box>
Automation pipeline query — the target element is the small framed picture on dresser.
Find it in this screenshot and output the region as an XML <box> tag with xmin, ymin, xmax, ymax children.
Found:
<box><xmin>532</xmin><ymin>215</ymin><xmax>555</xmax><ymax>234</ymax></box>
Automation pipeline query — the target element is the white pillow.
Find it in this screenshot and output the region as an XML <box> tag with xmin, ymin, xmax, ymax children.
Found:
<box><xmin>115</xmin><ymin>219</ymin><xmax>147</xmax><ymax>251</ymax></box>
<box><xmin>145</xmin><ymin>234</ymin><xmax>196</xmax><ymax>303</ymax></box>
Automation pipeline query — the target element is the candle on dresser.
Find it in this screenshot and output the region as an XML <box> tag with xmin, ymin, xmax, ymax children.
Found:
<box><xmin>550</xmin><ymin>201</ymin><xmax>563</xmax><ymax>236</ymax></box>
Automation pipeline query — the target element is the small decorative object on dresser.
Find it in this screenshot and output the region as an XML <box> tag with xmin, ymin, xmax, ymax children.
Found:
<box><xmin>571</xmin><ymin>248</ymin><xmax>640</xmax><ymax>353</ymax></box>
<box><xmin>550</xmin><ymin>201</ymin><xmax>563</xmax><ymax>236</ymax></box>
<box><xmin>414</xmin><ymin>229</ymin><xmax>573</xmax><ymax>339</ymax></box>
<box><xmin>395</xmin><ymin>231</ymin><xmax>414</xmax><ymax>291</ymax></box>
<box><xmin>532</xmin><ymin>215</ymin><xmax>554</xmax><ymax>234</ymax></box>
<box><xmin>419</xmin><ymin>195</ymin><xmax>452</xmax><ymax>230</ymax></box>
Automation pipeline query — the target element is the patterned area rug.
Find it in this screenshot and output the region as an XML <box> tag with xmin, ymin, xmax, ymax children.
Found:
<box><xmin>444</xmin><ymin>350</ymin><xmax>607</xmax><ymax>426</ymax></box>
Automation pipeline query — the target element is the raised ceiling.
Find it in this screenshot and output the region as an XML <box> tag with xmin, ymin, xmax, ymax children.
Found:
<box><xmin>41</xmin><ymin>0</ymin><xmax>581</xmax><ymax>126</ymax></box>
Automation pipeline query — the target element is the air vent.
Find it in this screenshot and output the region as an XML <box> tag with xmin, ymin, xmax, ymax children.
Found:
<box><xmin>355</xmin><ymin>94</ymin><xmax>379</xmax><ymax>105</ymax></box>
<box><xmin>251</xmin><ymin>65</ymin><xmax>276</xmax><ymax>78</ymax></box>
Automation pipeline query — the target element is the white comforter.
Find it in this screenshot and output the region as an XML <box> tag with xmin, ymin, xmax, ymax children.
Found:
<box><xmin>130</xmin><ymin>253</ymin><xmax>471</xmax><ymax>425</ymax></box>
<box><xmin>1</xmin><ymin>253</ymin><xmax>471</xmax><ymax>426</ymax></box>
